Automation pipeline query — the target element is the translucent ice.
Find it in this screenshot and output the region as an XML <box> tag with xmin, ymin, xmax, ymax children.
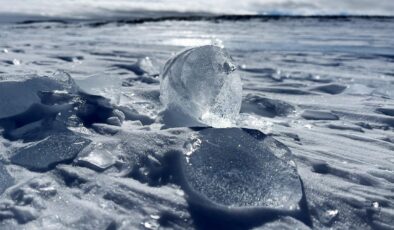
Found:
<box><xmin>76</xmin><ymin>74</ymin><xmax>123</xmax><ymax>104</ymax></box>
<box><xmin>178</xmin><ymin>128</ymin><xmax>303</xmax><ymax>212</ymax></box>
<box><xmin>77</xmin><ymin>144</ymin><xmax>116</xmax><ymax>172</ymax></box>
<box><xmin>50</xmin><ymin>70</ymin><xmax>79</xmax><ymax>94</ymax></box>
<box><xmin>0</xmin><ymin>75</ymin><xmax>63</xmax><ymax>119</ymax></box>
<box><xmin>136</xmin><ymin>57</ymin><xmax>160</xmax><ymax>76</ymax></box>
<box><xmin>0</xmin><ymin>72</ymin><xmax>78</xmax><ymax>119</ymax></box>
<box><xmin>160</xmin><ymin>45</ymin><xmax>242</xmax><ymax>127</ymax></box>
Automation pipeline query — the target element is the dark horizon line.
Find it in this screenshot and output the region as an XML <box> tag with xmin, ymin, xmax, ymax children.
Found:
<box><xmin>17</xmin><ymin>14</ymin><xmax>394</xmax><ymax>26</ymax></box>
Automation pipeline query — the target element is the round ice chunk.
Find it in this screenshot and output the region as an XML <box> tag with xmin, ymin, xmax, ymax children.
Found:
<box><xmin>160</xmin><ymin>45</ymin><xmax>242</xmax><ymax>127</ymax></box>
<box><xmin>180</xmin><ymin>128</ymin><xmax>302</xmax><ymax>211</ymax></box>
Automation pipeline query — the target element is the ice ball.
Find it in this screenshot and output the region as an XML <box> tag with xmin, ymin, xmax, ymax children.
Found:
<box><xmin>160</xmin><ymin>45</ymin><xmax>242</xmax><ymax>127</ymax></box>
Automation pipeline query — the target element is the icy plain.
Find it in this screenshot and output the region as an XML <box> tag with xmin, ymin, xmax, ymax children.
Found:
<box><xmin>0</xmin><ymin>15</ymin><xmax>393</xmax><ymax>230</ymax></box>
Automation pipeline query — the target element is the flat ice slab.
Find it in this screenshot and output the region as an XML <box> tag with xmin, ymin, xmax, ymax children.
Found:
<box><xmin>179</xmin><ymin>128</ymin><xmax>303</xmax><ymax>212</ymax></box>
<box><xmin>0</xmin><ymin>76</ymin><xmax>64</xmax><ymax>119</ymax></box>
<box><xmin>11</xmin><ymin>133</ymin><xmax>91</xmax><ymax>171</ymax></box>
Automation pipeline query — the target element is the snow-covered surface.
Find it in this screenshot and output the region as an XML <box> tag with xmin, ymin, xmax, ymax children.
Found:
<box><xmin>0</xmin><ymin>15</ymin><xmax>393</xmax><ymax>229</ymax></box>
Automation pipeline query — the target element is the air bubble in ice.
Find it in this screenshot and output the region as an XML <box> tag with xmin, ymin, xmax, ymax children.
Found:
<box><xmin>160</xmin><ymin>45</ymin><xmax>242</xmax><ymax>127</ymax></box>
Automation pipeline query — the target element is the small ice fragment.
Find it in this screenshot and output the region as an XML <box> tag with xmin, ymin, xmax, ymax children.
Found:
<box><xmin>76</xmin><ymin>74</ymin><xmax>122</xmax><ymax>105</ymax></box>
<box><xmin>176</xmin><ymin>189</ymin><xmax>185</xmax><ymax>196</ymax></box>
<box><xmin>69</xmin><ymin>56</ymin><xmax>83</xmax><ymax>63</ymax></box>
<box><xmin>160</xmin><ymin>45</ymin><xmax>242</xmax><ymax>127</ymax></box>
<box><xmin>12</xmin><ymin>59</ymin><xmax>21</xmax><ymax>65</ymax></box>
<box><xmin>2</xmin><ymin>48</ymin><xmax>9</xmax><ymax>53</ymax></box>
<box><xmin>316</xmin><ymin>207</ymin><xmax>339</xmax><ymax>225</ymax></box>
<box><xmin>112</xmin><ymin>109</ymin><xmax>125</xmax><ymax>123</ymax></box>
<box><xmin>116</xmin><ymin>57</ymin><xmax>159</xmax><ymax>77</ymax></box>
<box><xmin>77</xmin><ymin>149</ymin><xmax>115</xmax><ymax>172</ymax></box>
<box><xmin>372</xmin><ymin>202</ymin><xmax>379</xmax><ymax>209</ymax></box>
<box><xmin>236</xmin><ymin>113</ymin><xmax>273</xmax><ymax>133</ymax></box>
<box><xmin>142</xmin><ymin>221</ymin><xmax>158</xmax><ymax>229</ymax></box>
<box><xmin>106</xmin><ymin>116</ymin><xmax>122</xmax><ymax>126</ymax></box>
<box><xmin>272</xmin><ymin>69</ymin><xmax>283</xmax><ymax>81</ymax></box>
<box><xmin>211</xmin><ymin>38</ymin><xmax>224</xmax><ymax>48</ymax></box>
<box><xmin>184</xmin><ymin>134</ymin><xmax>202</xmax><ymax>163</ymax></box>
<box><xmin>143</xmin><ymin>222</ymin><xmax>151</xmax><ymax>229</ymax></box>
<box><xmin>184</xmin><ymin>134</ymin><xmax>202</xmax><ymax>156</ymax></box>
<box><xmin>51</xmin><ymin>70</ymin><xmax>79</xmax><ymax>94</ymax></box>
<box><xmin>327</xmin><ymin>209</ymin><xmax>338</xmax><ymax>216</ymax></box>
<box><xmin>137</xmin><ymin>57</ymin><xmax>159</xmax><ymax>76</ymax></box>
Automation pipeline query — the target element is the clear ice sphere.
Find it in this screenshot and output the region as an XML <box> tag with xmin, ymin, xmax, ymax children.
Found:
<box><xmin>160</xmin><ymin>45</ymin><xmax>242</xmax><ymax>127</ymax></box>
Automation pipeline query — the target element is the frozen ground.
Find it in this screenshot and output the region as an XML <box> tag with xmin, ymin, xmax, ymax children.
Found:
<box><xmin>0</xmin><ymin>16</ymin><xmax>394</xmax><ymax>229</ymax></box>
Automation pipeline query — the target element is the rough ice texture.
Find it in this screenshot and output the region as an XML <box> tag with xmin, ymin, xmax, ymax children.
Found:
<box><xmin>160</xmin><ymin>45</ymin><xmax>242</xmax><ymax>128</ymax></box>
<box><xmin>0</xmin><ymin>73</ymin><xmax>126</xmax><ymax>140</ymax></box>
<box><xmin>179</xmin><ymin>128</ymin><xmax>302</xmax><ymax>210</ymax></box>
<box><xmin>10</xmin><ymin>133</ymin><xmax>91</xmax><ymax>171</ymax></box>
<box><xmin>90</xmin><ymin>127</ymin><xmax>306</xmax><ymax>228</ymax></box>
<box><xmin>0</xmin><ymin>162</ymin><xmax>14</xmax><ymax>195</ymax></box>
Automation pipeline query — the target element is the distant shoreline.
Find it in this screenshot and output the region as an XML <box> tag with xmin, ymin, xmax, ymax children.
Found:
<box><xmin>3</xmin><ymin>13</ymin><xmax>393</xmax><ymax>26</ymax></box>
